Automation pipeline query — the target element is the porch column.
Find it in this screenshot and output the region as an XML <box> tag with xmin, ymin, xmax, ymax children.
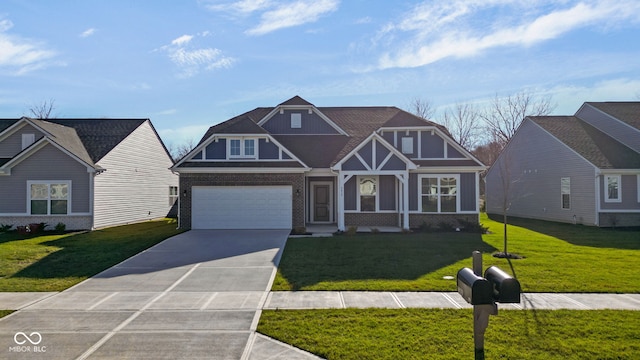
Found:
<box><xmin>337</xmin><ymin>174</ymin><xmax>346</xmax><ymax>231</ymax></box>
<box><xmin>402</xmin><ymin>173</ymin><xmax>409</xmax><ymax>230</ymax></box>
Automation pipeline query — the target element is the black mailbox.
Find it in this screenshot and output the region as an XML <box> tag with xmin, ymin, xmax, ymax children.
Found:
<box><xmin>457</xmin><ymin>267</ymin><xmax>494</xmax><ymax>305</ymax></box>
<box><xmin>484</xmin><ymin>266</ymin><xmax>521</xmax><ymax>303</ymax></box>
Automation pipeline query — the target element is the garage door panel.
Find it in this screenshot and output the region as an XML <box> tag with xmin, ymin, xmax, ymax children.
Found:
<box><xmin>192</xmin><ymin>186</ymin><xmax>292</xmax><ymax>229</ymax></box>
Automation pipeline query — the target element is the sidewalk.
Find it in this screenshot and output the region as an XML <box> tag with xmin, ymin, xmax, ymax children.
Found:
<box><xmin>3</xmin><ymin>291</ymin><xmax>640</xmax><ymax>311</ymax></box>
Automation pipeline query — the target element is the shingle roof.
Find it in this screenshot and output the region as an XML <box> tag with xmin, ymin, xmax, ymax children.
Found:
<box><xmin>191</xmin><ymin>97</ymin><xmax>464</xmax><ymax>169</ymax></box>
<box><xmin>0</xmin><ymin>118</ymin><xmax>147</xmax><ymax>164</ymax></box>
<box><xmin>586</xmin><ymin>102</ymin><xmax>640</xmax><ymax>130</ymax></box>
<box><xmin>529</xmin><ymin>116</ymin><xmax>640</xmax><ymax>169</ymax></box>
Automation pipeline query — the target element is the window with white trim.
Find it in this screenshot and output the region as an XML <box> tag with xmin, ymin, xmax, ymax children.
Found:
<box><xmin>228</xmin><ymin>138</ymin><xmax>257</xmax><ymax>159</ymax></box>
<box><xmin>604</xmin><ymin>175</ymin><xmax>621</xmax><ymax>203</ymax></box>
<box><xmin>561</xmin><ymin>177</ymin><xmax>570</xmax><ymax>209</ymax></box>
<box><xmin>401</xmin><ymin>137</ymin><xmax>413</xmax><ymax>154</ymax></box>
<box><xmin>28</xmin><ymin>181</ymin><xmax>70</xmax><ymax>215</ymax></box>
<box><xmin>419</xmin><ymin>175</ymin><xmax>459</xmax><ymax>213</ymax></box>
<box><xmin>358</xmin><ymin>176</ymin><xmax>377</xmax><ymax>212</ymax></box>
<box><xmin>169</xmin><ymin>186</ymin><xmax>178</xmax><ymax>206</ymax></box>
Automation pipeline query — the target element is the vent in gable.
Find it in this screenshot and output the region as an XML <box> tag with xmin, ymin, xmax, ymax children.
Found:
<box><xmin>291</xmin><ymin>113</ymin><xmax>302</xmax><ymax>129</ymax></box>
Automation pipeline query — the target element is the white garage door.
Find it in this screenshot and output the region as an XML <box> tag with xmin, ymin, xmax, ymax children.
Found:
<box><xmin>192</xmin><ymin>186</ymin><xmax>292</xmax><ymax>229</ymax></box>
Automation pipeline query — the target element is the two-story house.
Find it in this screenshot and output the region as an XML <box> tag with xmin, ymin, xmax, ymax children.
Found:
<box><xmin>172</xmin><ymin>96</ymin><xmax>485</xmax><ymax>231</ymax></box>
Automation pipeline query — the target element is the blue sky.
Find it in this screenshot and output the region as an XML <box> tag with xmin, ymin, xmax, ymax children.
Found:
<box><xmin>2</xmin><ymin>0</ymin><xmax>640</xmax><ymax>148</ymax></box>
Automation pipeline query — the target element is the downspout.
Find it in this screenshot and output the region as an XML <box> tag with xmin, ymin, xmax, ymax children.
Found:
<box><xmin>171</xmin><ymin>170</ymin><xmax>181</xmax><ymax>230</ymax></box>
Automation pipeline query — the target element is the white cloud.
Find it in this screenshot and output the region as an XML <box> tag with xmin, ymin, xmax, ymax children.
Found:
<box><xmin>375</xmin><ymin>0</ymin><xmax>640</xmax><ymax>70</ymax></box>
<box><xmin>205</xmin><ymin>0</ymin><xmax>273</xmax><ymax>14</ymax></box>
<box><xmin>246</xmin><ymin>0</ymin><xmax>339</xmax><ymax>35</ymax></box>
<box><xmin>0</xmin><ymin>18</ymin><xmax>58</xmax><ymax>75</ymax></box>
<box><xmin>547</xmin><ymin>78</ymin><xmax>640</xmax><ymax>113</ymax></box>
<box><xmin>79</xmin><ymin>28</ymin><xmax>96</xmax><ymax>38</ymax></box>
<box><xmin>171</xmin><ymin>34</ymin><xmax>193</xmax><ymax>46</ymax></box>
<box><xmin>157</xmin><ymin>33</ymin><xmax>234</xmax><ymax>78</ymax></box>
<box><xmin>205</xmin><ymin>0</ymin><xmax>339</xmax><ymax>35</ymax></box>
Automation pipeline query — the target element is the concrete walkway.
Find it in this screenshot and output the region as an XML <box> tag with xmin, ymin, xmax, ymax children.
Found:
<box><xmin>0</xmin><ymin>230</ymin><xmax>321</xmax><ymax>360</ymax></box>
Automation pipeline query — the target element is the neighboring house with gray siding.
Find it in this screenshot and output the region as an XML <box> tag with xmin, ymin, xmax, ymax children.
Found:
<box><xmin>0</xmin><ymin>117</ymin><xmax>178</xmax><ymax>230</ymax></box>
<box><xmin>172</xmin><ymin>96</ymin><xmax>485</xmax><ymax>231</ymax></box>
<box><xmin>486</xmin><ymin>102</ymin><xmax>640</xmax><ymax>227</ymax></box>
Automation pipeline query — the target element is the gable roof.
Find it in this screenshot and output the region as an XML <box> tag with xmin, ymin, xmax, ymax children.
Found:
<box><xmin>188</xmin><ymin>96</ymin><xmax>474</xmax><ymax>169</ymax></box>
<box><xmin>0</xmin><ymin>118</ymin><xmax>148</xmax><ymax>166</ymax></box>
<box><xmin>529</xmin><ymin>116</ymin><xmax>640</xmax><ymax>169</ymax></box>
<box><xmin>585</xmin><ymin>102</ymin><xmax>640</xmax><ymax>131</ymax></box>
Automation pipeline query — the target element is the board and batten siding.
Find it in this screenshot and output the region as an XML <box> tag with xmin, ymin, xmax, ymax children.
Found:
<box><xmin>486</xmin><ymin>119</ymin><xmax>598</xmax><ymax>225</ymax></box>
<box><xmin>0</xmin><ymin>144</ymin><xmax>91</xmax><ymax>214</ymax></box>
<box><xmin>93</xmin><ymin>120</ymin><xmax>178</xmax><ymax>228</ymax></box>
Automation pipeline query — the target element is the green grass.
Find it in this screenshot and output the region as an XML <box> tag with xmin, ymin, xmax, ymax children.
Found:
<box><xmin>273</xmin><ymin>214</ymin><xmax>640</xmax><ymax>292</ymax></box>
<box><xmin>258</xmin><ymin>308</ymin><xmax>640</xmax><ymax>360</ymax></box>
<box><xmin>0</xmin><ymin>310</ymin><xmax>14</xmax><ymax>319</ymax></box>
<box><xmin>0</xmin><ymin>219</ymin><xmax>182</xmax><ymax>292</ymax></box>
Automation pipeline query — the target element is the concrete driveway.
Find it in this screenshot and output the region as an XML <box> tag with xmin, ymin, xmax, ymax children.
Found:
<box><xmin>0</xmin><ymin>229</ymin><xmax>310</xmax><ymax>360</ymax></box>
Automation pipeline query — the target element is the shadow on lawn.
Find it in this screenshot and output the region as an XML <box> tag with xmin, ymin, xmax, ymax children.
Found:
<box><xmin>277</xmin><ymin>232</ymin><xmax>497</xmax><ymax>290</ymax></box>
<box><xmin>488</xmin><ymin>214</ymin><xmax>640</xmax><ymax>250</ymax></box>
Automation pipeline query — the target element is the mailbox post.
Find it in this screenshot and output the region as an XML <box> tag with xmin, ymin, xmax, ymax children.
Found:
<box><xmin>457</xmin><ymin>251</ymin><xmax>520</xmax><ymax>360</ymax></box>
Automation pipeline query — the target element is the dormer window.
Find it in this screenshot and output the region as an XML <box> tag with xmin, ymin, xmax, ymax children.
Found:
<box><xmin>291</xmin><ymin>113</ymin><xmax>302</xmax><ymax>129</ymax></box>
<box><xmin>228</xmin><ymin>138</ymin><xmax>257</xmax><ymax>159</ymax></box>
<box><xmin>22</xmin><ymin>134</ymin><xmax>35</xmax><ymax>150</ymax></box>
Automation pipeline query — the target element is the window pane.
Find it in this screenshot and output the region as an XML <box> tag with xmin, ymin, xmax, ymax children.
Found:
<box><xmin>50</xmin><ymin>184</ymin><xmax>68</xmax><ymax>199</ymax></box>
<box><xmin>440</xmin><ymin>177</ymin><xmax>457</xmax><ymax>195</ymax></box>
<box><xmin>607</xmin><ymin>177</ymin><xmax>619</xmax><ymax>199</ymax></box>
<box><xmin>359</xmin><ymin>178</ymin><xmax>376</xmax><ymax>196</ymax></box>
<box><xmin>421</xmin><ymin>178</ymin><xmax>438</xmax><ymax>195</ymax></box>
<box><xmin>562</xmin><ymin>194</ymin><xmax>570</xmax><ymax>209</ymax></box>
<box><xmin>361</xmin><ymin>195</ymin><xmax>375</xmax><ymax>211</ymax></box>
<box><xmin>51</xmin><ymin>200</ymin><xmax>68</xmax><ymax>214</ymax></box>
<box><xmin>401</xmin><ymin>137</ymin><xmax>413</xmax><ymax>154</ymax></box>
<box><xmin>244</xmin><ymin>139</ymin><xmax>255</xmax><ymax>156</ymax></box>
<box><xmin>441</xmin><ymin>196</ymin><xmax>457</xmax><ymax>212</ymax></box>
<box><xmin>31</xmin><ymin>184</ymin><xmax>48</xmax><ymax>200</ymax></box>
<box><xmin>230</xmin><ymin>139</ymin><xmax>241</xmax><ymax>156</ymax></box>
<box><xmin>31</xmin><ymin>200</ymin><xmax>48</xmax><ymax>214</ymax></box>
<box><xmin>422</xmin><ymin>195</ymin><xmax>437</xmax><ymax>212</ymax></box>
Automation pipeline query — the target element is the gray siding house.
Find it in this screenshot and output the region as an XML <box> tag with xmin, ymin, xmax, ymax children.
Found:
<box><xmin>0</xmin><ymin>117</ymin><xmax>178</xmax><ymax>230</ymax></box>
<box><xmin>486</xmin><ymin>102</ymin><xmax>640</xmax><ymax>227</ymax></box>
<box><xmin>172</xmin><ymin>96</ymin><xmax>485</xmax><ymax>231</ymax></box>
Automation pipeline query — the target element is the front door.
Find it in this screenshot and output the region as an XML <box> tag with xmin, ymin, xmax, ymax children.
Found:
<box><xmin>312</xmin><ymin>183</ymin><xmax>332</xmax><ymax>222</ymax></box>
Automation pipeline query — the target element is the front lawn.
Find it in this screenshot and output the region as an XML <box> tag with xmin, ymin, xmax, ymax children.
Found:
<box><xmin>258</xmin><ymin>308</ymin><xmax>640</xmax><ymax>360</ymax></box>
<box><xmin>0</xmin><ymin>219</ymin><xmax>182</xmax><ymax>292</ymax></box>
<box><xmin>273</xmin><ymin>214</ymin><xmax>640</xmax><ymax>292</ymax></box>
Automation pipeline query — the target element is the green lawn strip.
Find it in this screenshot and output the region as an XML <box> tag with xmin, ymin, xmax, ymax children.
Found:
<box><xmin>0</xmin><ymin>219</ymin><xmax>183</xmax><ymax>292</ymax></box>
<box><xmin>0</xmin><ymin>310</ymin><xmax>14</xmax><ymax>319</ymax></box>
<box><xmin>273</xmin><ymin>214</ymin><xmax>640</xmax><ymax>292</ymax></box>
<box><xmin>258</xmin><ymin>308</ymin><xmax>640</xmax><ymax>360</ymax></box>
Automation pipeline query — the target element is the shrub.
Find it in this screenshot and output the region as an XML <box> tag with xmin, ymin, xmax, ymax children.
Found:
<box><xmin>346</xmin><ymin>226</ymin><xmax>358</xmax><ymax>236</ymax></box>
<box><xmin>437</xmin><ymin>221</ymin><xmax>456</xmax><ymax>232</ymax></box>
<box><xmin>0</xmin><ymin>224</ymin><xmax>13</xmax><ymax>233</ymax></box>
<box><xmin>54</xmin><ymin>222</ymin><xmax>67</xmax><ymax>233</ymax></box>
<box><xmin>370</xmin><ymin>227</ymin><xmax>380</xmax><ymax>234</ymax></box>
<box><xmin>457</xmin><ymin>219</ymin><xmax>490</xmax><ymax>234</ymax></box>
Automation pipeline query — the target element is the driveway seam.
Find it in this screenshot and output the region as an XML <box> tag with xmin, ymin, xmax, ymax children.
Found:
<box><xmin>74</xmin><ymin>263</ymin><xmax>202</xmax><ymax>360</ymax></box>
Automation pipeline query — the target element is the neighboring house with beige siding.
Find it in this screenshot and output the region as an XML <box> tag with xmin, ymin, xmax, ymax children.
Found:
<box><xmin>486</xmin><ymin>102</ymin><xmax>640</xmax><ymax>227</ymax></box>
<box><xmin>0</xmin><ymin>117</ymin><xmax>177</xmax><ymax>230</ymax></box>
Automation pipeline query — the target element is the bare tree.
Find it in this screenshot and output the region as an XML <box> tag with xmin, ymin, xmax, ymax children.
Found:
<box><xmin>28</xmin><ymin>98</ymin><xmax>57</xmax><ymax>119</ymax></box>
<box><xmin>441</xmin><ymin>102</ymin><xmax>483</xmax><ymax>150</ymax></box>
<box><xmin>408</xmin><ymin>97</ymin><xmax>435</xmax><ymax>120</ymax></box>
<box><xmin>168</xmin><ymin>138</ymin><xmax>197</xmax><ymax>162</ymax></box>
<box><xmin>480</xmin><ymin>91</ymin><xmax>554</xmax><ymax>147</ymax></box>
<box><xmin>472</xmin><ymin>141</ymin><xmax>502</xmax><ymax>168</ymax></box>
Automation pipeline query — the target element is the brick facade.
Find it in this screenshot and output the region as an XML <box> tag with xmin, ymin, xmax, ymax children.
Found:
<box><xmin>179</xmin><ymin>172</ymin><xmax>305</xmax><ymax>230</ymax></box>
<box><xmin>345</xmin><ymin>212</ymin><xmax>399</xmax><ymax>227</ymax></box>
<box><xmin>409</xmin><ymin>213</ymin><xmax>480</xmax><ymax>229</ymax></box>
